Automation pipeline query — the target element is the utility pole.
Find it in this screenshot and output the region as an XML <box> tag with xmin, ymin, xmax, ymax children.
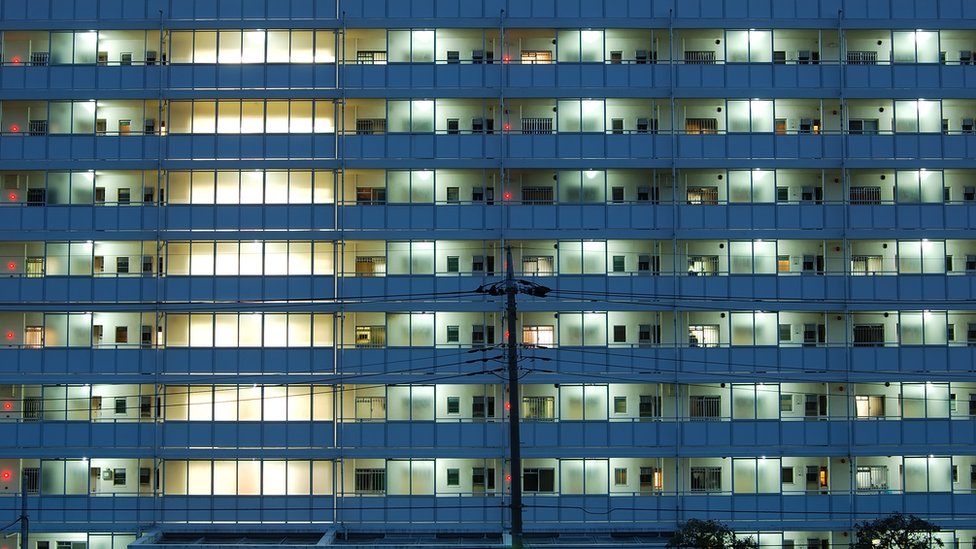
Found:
<box><xmin>504</xmin><ymin>246</ymin><xmax>523</xmax><ymax>549</ymax></box>
<box><xmin>475</xmin><ymin>246</ymin><xmax>550</xmax><ymax>549</ymax></box>
<box><xmin>19</xmin><ymin>472</ymin><xmax>28</xmax><ymax>549</ymax></box>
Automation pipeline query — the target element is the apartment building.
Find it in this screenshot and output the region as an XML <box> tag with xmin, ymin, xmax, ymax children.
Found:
<box><xmin>0</xmin><ymin>0</ymin><xmax>975</xmax><ymax>547</ymax></box>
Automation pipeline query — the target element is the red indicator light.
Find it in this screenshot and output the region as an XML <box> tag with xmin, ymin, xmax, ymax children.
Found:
<box><xmin>7</xmin><ymin>193</ymin><xmax>16</xmax><ymax>201</ymax></box>
<box><xmin>502</xmin><ymin>55</ymin><xmax>511</xmax><ymax>64</ymax></box>
<box><xmin>6</xmin><ymin>262</ymin><xmax>14</xmax><ymax>270</ymax></box>
<box><xmin>503</xmin><ymin>122</ymin><xmax>512</xmax><ymax>131</ymax></box>
<box><xmin>9</xmin><ymin>124</ymin><xmax>19</xmax><ymax>133</ymax></box>
<box><xmin>12</xmin><ymin>56</ymin><xmax>21</xmax><ymax>65</ymax></box>
<box><xmin>2</xmin><ymin>402</ymin><xmax>10</xmax><ymax>410</ymax></box>
<box><xmin>1</xmin><ymin>471</ymin><xmax>10</xmax><ymax>481</ymax></box>
<box><xmin>5</xmin><ymin>331</ymin><xmax>13</xmax><ymax>340</ymax></box>
<box><xmin>505</xmin><ymin>474</ymin><xmax>512</xmax><ymax>482</ymax></box>
<box><xmin>504</xmin><ymin>401</ymin><xmax>511</xmax><ymax>411</ymax></box>
<box><xmin>503</xmin><ymin>191</ymin><xmax>512</xmax><ymax>200</ymax></box>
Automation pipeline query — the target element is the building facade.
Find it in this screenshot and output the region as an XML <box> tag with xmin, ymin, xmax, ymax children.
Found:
<box><xmin>0</xmin><ymin>0</ymin><xmax>975</xmax><ymax>546</ymax></box>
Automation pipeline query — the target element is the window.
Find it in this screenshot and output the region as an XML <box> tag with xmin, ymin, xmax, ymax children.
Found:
<box><xmin>24</xmin><ymin>326</ymin><xmax>43</xmax><ymax>348</ymax></box>
<box><xmin>639</xmin><ymin>466</ymin><xmax>663</xmax><ymax>492</ymax></box>
<box><xmin>779</xmin><ymin>324</ymin><xmax>792</xmax><ymax>342</ymax></box>
<box><xmin>638</xmin><ymin>324</ymin><xmax>661</xmax><ymax>347</ymax></box>
<box><xmin>114</xmin><ymin>398</ymin><xmax>126</xmax><ymax>414</ymax></box>
<box><xmin>847</xmin><ymin>51</ymin><xmax>878</xmax><ymax>64</ymax></box>
<box><xmin>610</xmin><ymin>118</ymin><xmax>624</xmax><ymax>134</ymax></box>
<box><xmin>446</xmin><ymin>396</ymin><xmax>460</xmax><ymax>414</ymax></box>
<box><xmin>472</xmin><ymin>396</ymin><xmax>495</xmax><ymax>418</ymax></box>
<box><xmin>805</xmin><ymin>394</ymin><xmax>827</xmax><ymax>417</ymax></box>
<box><xmin>614</xmin><ymin>467</ymin><xmax>628</xmax><ymax>485</ymax></box>
<box><xmin>850</xmin><ymin>186</ymin><xmax>882</xmax><ymax>204</ymax></box>
<box><xmin>780</xmin><ymin>394</ymin><xmax>794</xmax><ymax>412</ymax></box>
<box><xmin>969</xmin><ymin>323</ymin><xmax>976</xmax><ymax>346</ymax></box>
<box><xmin>25</xmin><ymin>257</ymin><xmax>44</xmax><ymax>278</ymax></box>
<box><xmin>523</xmin><ymin>468</ymin><xmax>555</xmax><ymax>492</ymax></box>
<box><xmin>355</xmin><ymin>468</ymin><xmax>386</xmax><ymax>493</ymax></box>
<box><xmin>848</xmin><ymin>119</ymin><xmax>879</xmax><ymax>135</ymax></box>
<box><xmin>638</xmin><ymin>255</ymin><xmax>660</xmax><ymax>273</ymax></box>
<box><xmin>139</xmin><ymin>467</ymin><xmax>151</xmax><ymax>486</ymax></box>
<box><xmin>853</xmin><ymin>324</ymin><xmax>885</xmax><ymax>347</ymax></box>
<box><xmin>446</xmin><ymin>51</ymin><xmax>459</xmax><ymax>64</ymax></box>
<box><xmin>472</xmin><ymin>467</ymin><xmax>495</xmax><ymax>490</ymax></box>
<box><xmin>445</xmin><ymin>256</ymin><xmax>459</xmax><ymax>273</ymax></box>
<box><xmin>639</xmin><ymin>395</ymin><xmax>662</xmax><ymax>418</ymax></box>
<box><xmin>113</xmin><ymin>468</ymin><xmax>126</xmax><ymax>486</ymax></box>
<box><xmin>355</xmin><ymin>256</ymin><xmax>386</xmax><ymax>276</ymax></box>
<box><xmin>140</xmin><ymin>395</ymin><xmax>152</xmax><ymax>418</ymax></box>
<box><xmin>521</xmin><ymin>118</ymin><xmax>553</xmax><ymax>134</ymax></box>
<box><xmin>471</xmin><ymin>325</ymin><xmax>495</xmax><ymax>347</ymax></box>
<box><xmin>446</xmin><ymin>468</ymin><xmax>460</xmax><ymax>486</ymax></box>
<box><xmin>522</xmin><ymin>186</ymin><xmax>554</xmax><ymax>203</ymax></box>
<box><xmin>612</xmin><ymin>255</ymin><xmax>625</xmax><ymax>272</ymax></box>
<box><xmin>685</xmin><ymin>119</ymin><xmax>717</xmax><ymax>135</ymax></box>
<box><xmin>356</xmin><ymin>187</ymin><xmax>386</xmax><ymax>204</ymax></box>
<box><xmin>355</xmin><ymin>326</ymin><xmax>386</xmax><ymax>348</ymax></box>
<box><xmin>522</xmin><ymin>396</ymin><xmax>555</xmax><ymax>420</ymax></box>
<box><xmin>23</xmin><ymin>467</ymin><xmax>39</xmax><ymax>493</ymax></box>
<box><xmin>116</xmin><ymin>257</ymin><xmax>129</xmax><ymax>274</ymax></box>
<box><xmin>636</xmin><ymin>118</ymin><xmax>657</xmax><ymax>134</ymax></box>
<box><xmin>520</xmin><ymin>50</ymin><xmax>552</xmax><ymax>64</ymax></box>
<box><xmin>690</xmin><ymin>466</ymin><xmax>722</xmax><ymax>492</ymax></box>
<box><xmin>446</xmin><ymin>187</ymin><xmax>460</xmax><ymax>203</ymax></box>
<box><xmin>522</xmin><ymin>256</ymin><xmax>554</xmax><ymax>276</ymax></box>
<box><xmin>856</xmin><ymin>465</ymin><xmax>888</xmax><ymax>490</ymax></box>
<box><xmin>115</xmin><ymin>326</ymin><xmax>128</xmax><ymax>344</ymax></box>
<box><xmin>966</xmin><ymin>255</ymin><xmax>976</xmax><ymax>273</ymax></box>
<box><xmin>777</xmin><ymin>255</ymin><xmax>791</xmax><ymax>273</ymax></box>
<box><xmin>688</xmin><ymin>325</ymin><xmax>719</xmax><ymax>347</ymax></box>
<box><xmin>968</xmin><ymin>394</ymin><xmax>976</xmax><ymax>416</ymax></box>
<box><xmin>781</xmin><ymin>466</ymin><xmax>794</xmax><ymax>484</ymax></box>
<box><xmin>803</xmin><ymin>323</ymin><xmax>826</xmax><ymax>346</ymax></box>
<box><xmin>446</xmin><ymin>325</ymin><xmax>459</xmax><ymax>343</ymax></box>
<box><xmin>611</xmin><ymin>187</ymin><xmax>625</xmax><ymax>202</ymax></box>
<box><xmin>522</xmin><ymin>325</ymin><xmax>554</xmax><ymax>346</ymax></box>
<box><xmin>855</xmin><ymin>395</ymin><xmax>885</xmax><ymax>417</ymax></box>
<box><xmin>688</xmin><ymin>256</ymin><xmax>719</xmax><ymax>275</ymax></box>
<box><xmin>690</xmin><ymin>395</ymin><xmax>721</xmax><ymax>419</ymax></box>
<box><xmin>446</xmin><ymin>118</ymin><xmax>459</xmax><ymax>134</ymax></box>
<box><xmin>612</xmin><ymin>325</ymin><xmax>626</xmax><ymax>343</ymax></box>
<box><xmin>949</xmin><ymin>392</ymin><xmax>957</xmax><ymax>412</ymax></box>
<box><xmin>355</xmin><ymin>396</ymin><xmax>386</xmax><ymax>420</ymax></box>
<box><xmin>117</xmin><ymin>188</ymin><xmax>131</xmax><ymax>204</ymax></box>
<box><xmin>609</xmin><ymin>51</ymin><xmax>622</xmax><ymax>64</ymax></box>
<box><xmin>356</xmin><ymin>50</ymin><xmax>387</xmax><ymax>64</ymax></box>
<box><xmin>851</xmin><ymin>255</ymin><xmax>883</xmax><ymax>275</ymax></box>
<box><xmin>685</xmin><ymin>50</ymin><xmax>716</xmax><ymax>64</ymax></box>
<box><xmin>613</xmin><ymin>396</ymin><xmax>627</xmax><ymax>414</ymax></box>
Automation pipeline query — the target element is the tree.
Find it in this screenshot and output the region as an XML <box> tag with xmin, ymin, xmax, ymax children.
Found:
<box><xmin>854</xmin><ymin>513</ymin><xmax>944</xmax><ymax>549</ymax></box>
<box><xmin>667</xmin><ymin>519</ymin><xmax>758</xmax><ymax>549</ymax></box>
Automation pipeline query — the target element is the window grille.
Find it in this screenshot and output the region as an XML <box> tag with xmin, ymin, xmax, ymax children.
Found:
<box><xmin>521</xmin><ymin>118</ymin><xmax>553</xmax><ymax>134</ymax></box>
<box><xmin>354</xmin><ymin>468</ymin><xmax>386</xmax><ymax>492</ymax></box>
<box><xmin>355</xmin><ymin>118</ymin><xmax>386</xmax><ymax>135</ymax></box>
<box><xmin>856</xmin><ymin>465</ymin><xmax>888</xmax><ymax>490</ymax></box>
<box><xmin>851</xmin><ymin>255</ymin><xmax>883</xmax><ymax>275</ymax></box>
<box><xmin>685</xmin><ymin>118</ymin><xmax>718</xmax><ymax>134</ymax></box>
<box><xmin>687</xmin><ymin>186</ymin><xmax>719</xmax><ymax>204</ymax></box>
<box><xmin>522</xmin><ymin>396</ymin><xmax>555</xmax><ymax>420</ymax></box>
<box><xmin>23</xmin><ymin>397</ymin><xmax>41</xmax><ymax>421</ymax></box>
<box><xmin>853</xmin><ymin>324</ymin><xmax>885</xmax><ymax>347</ymax></box>
<box><xmin>30</xmin><ymin>52</ymin><xmax>49</xmax><ymax>66</ymax></box>
<box><xmin>522</xmin><ymin>256</ymin><xmax>554</xmax><ymax>276</ymax></box>
<box><xmin>356</xmin><ymin>50</ymin><xmax>387</xmax><ymax>64</ymax></box>
<box><xmin>684</xmin><ymin>50</ymin><xmax>716</xmax><ymax>64</ymax></box>
<box><xmin>522</xmin><ymin>186</ymin><xmax>554</xmax><ymax>204</ymax></box>
<box><xmin>689</xmin><ymin>395</ymin><xmax>721</xmax><ymax>419</ymax></box>
<box><xmin>355</xmin><ymin>256</ymin><xmax>386</xmax><ymax>276</ymax></box>
<box><xmin>688</xmin><ymin>325</ymin><xmax>720</xmax><ymax>347</ymax></box>
<box><xmin>847</xmin><ymin>51</ymin><xmax>878</xmax><ymax>64</ymax></box>
<box><xmin>355</xmin><ymin>187</ymin><xmax>386</xmax><ymax>204</ymax></box>
<box><xmin>639</xmin><ymin>466</ymin><xmax>663</xmax><ymax>492</ymax></box>
<box><xmin>355</xmin><ymin>326</ymin><xmax>386</xmax><ymax>348</ymax></box>
<box><xmin>23</xmin><ymin>467</ymin><xmax>39</xmax><ymax>493</ymax></box>
<box><xmin>638</xmin><ymin>324</ymin><xmax>661</xmax><ymax>346</ymax></box>
<box><xmin>850</xmin><ymin>186</ymin><xmax>882</xmax><ymax>204</ymax></box>
<box><xmin>690</xmin><ymin>466</ymin><xmax>722</xmax><ymax>492</ymax></box>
